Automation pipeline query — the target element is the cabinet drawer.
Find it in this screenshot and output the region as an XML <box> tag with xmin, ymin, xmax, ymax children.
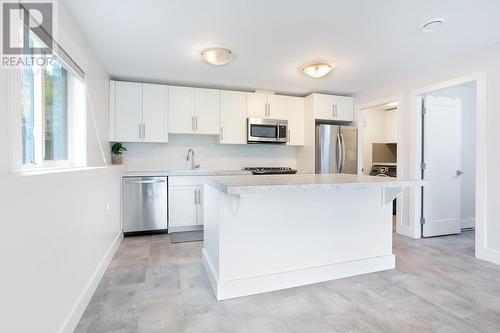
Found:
<box><xmin>168</xmin><ymin>176</ymin><xmax>204</xmax><ymax>187</ymax></box>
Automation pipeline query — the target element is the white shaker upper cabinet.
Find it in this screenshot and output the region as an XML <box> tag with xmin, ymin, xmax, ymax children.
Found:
<box><xmin>246</xmin><ymin>93</ymin><xmax>268</xmax><ymax>118</ymax></box>
<box><xmin>311</xmin><ymin>93</ymin><xmax>354</xmax><ymax>122</ymax></box>
<box><xmin>113</xmin><ymin>81</ymin><xmax>143</xmax><ymax>142</ymax></box>
<box><xmin>247</xmin><ymin>93</ymin><xmax>287</xmax><ymax>119</ymax></box>
<box><xmin>267</xmin><ymin>94</ymin><xmax>287</xmax><ymax>119</ymax></box>
<box><xmin>142</xmin><ymin>83</ymin><xmax>168</xmax><ymax>142</ymax></box>
<box><xmin>194</xmin><ymin>88</ymin><xmax>220</xmax><ymax>135</ymax></box>
<box><xmin>219</xmin><ymin>90</ymin><xmax>247</xmax><ymax>144</ymax></box>
<box><xmin>286</xmin><ymin>96</ymin><xmax>305</xmax><ymax>146</ymax></box>
<box><xmin>168</xmin><ymin>86</ymin><xmax>195</xmax><ymax>134</ymax></box>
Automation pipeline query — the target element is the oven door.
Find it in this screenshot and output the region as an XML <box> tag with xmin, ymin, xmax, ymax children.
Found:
<box><xmin>247</xmin><ymin>118</ymin><xmax>282</xmax><ymax>143</ymax></box>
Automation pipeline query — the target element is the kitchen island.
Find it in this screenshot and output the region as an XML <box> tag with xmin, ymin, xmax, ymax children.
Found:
<box><xmin>202</xmin><ymin>174</ymin><xmax>424</xmax><ymax>300</ymax></box>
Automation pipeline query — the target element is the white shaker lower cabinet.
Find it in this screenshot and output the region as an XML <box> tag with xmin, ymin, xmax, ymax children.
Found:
<box><xmin>286</xmin><ymin>96</ymin><xmax>304</xmax><ymax>145</ymax></box>
<box><xmin>219</xmin><ymin>90</ymin><xmax>247</xmax><ymax>144</ymax></box>
<box><xmin>168</xmin><ymin>176</ymin><xmax>204</xmax><ymax>232</ymax></box>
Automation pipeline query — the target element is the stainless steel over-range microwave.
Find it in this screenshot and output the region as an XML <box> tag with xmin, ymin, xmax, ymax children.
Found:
<box><xmin>247</xmin><ymin>118</ymin><xmax>288</xmax><ymax>144</ymax></box>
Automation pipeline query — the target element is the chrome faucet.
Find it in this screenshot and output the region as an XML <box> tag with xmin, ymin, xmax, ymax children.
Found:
<box><xmin>186</xmin><ymin>148</ymin><xmax>200</xmax><ymax>170</ymax></box>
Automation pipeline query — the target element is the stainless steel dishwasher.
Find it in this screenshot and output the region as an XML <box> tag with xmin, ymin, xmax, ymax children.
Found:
<box><xmin>122</xmin><ymin>177</ymin><xmax>168</xmax><ymax>236</ymax></box>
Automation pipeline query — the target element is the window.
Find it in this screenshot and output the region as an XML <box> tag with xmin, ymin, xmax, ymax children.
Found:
<box><xmin>21</xmin><ymin>57</ymin><xmax>85</xmax><ymax>169</ymax></box>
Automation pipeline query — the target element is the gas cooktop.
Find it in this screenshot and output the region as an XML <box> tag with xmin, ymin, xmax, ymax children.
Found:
<box><xmin>243</xmin><ymin>167</ymin><xmax>298</xmax><ymax>175</ymax></box>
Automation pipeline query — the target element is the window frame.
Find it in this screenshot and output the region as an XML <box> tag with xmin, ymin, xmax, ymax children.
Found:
<box><xmin>21</xmin><ymin>61</ymin><xmax>73</xmax><ymax>170</ymax></box>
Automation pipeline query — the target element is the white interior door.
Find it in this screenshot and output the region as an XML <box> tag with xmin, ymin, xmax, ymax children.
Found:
<box><xmin>422</xmin><ymin>95</ymin><xmax>462</xmax><ymax>237</ymax></box>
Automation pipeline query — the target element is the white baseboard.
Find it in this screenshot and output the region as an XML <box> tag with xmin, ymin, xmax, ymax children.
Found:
<box><xmin>461</xmin><ymin>216</ymin><xmax>476</xmax><ymax>229</ymax></box>
<box><xmin>477</xmin><ymin>247</ymin><xmax>500</xmax><ymax>266</ymax></box>
<box><xmin>202</xmin><ymin>250</ymin><xmax>395</xmax><ymax>301</ymax></box>
<box><xmin>59</xmin><ymin>232</ymin><xmax>123</xmax><ymax>333</ymax></box>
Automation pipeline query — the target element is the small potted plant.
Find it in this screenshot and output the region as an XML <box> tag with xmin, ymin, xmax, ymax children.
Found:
<box><xmin>111</xmin><ymin>142</ymin><xmax>127</xmax><ymax>165</ymax></box>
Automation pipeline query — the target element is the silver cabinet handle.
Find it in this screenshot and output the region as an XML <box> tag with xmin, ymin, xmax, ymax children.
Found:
<box><xmin>191</xmin><ymin>116</ymin><xmax>195</xmax><ymax>131</ymax></box>
<box><xmin>287</xmin><ymin>130</ymin><xmax>290</xmax><ymax>143</ymax></box>
<box><xmin>195</xmin><ymin>116</ymin><xmax>198</xmax><ymax>131</ymax></box>
<box><xmin>456</xmin><ymin>170</ymin><xmax>464</xmax><ymax>176</ymax></box>
<box><xmin>194</xmin><ymin>190</ymin><xmax>197</xmax><ymax>204</ymax></box>
<box><xmin>335</xmin><ymin>104</ymin><xmax>338</xmax><ymax>118</ymax></box>
<box><xmin>220</xmin><ymin>126</ymin><xmax>224</xmax><ymax>141</ymax></box>
<box><xmin>332</xmin><ymin>104</ymin><xmax>335</xmax><ymax>119</ymax></box>
<box><xmin>197</xmin><ymin>189</ymin><xmax>201</xmax><ymax>205</ymax></box>
<box><xmin>139</xmin><ymin>123</ymin><xmax>142</xmax><ymax>139</ymax></box>
<box><xmin>142</xmin><ymin>123</ymin><xmax>146</xmax><ymax>139</ymax></box>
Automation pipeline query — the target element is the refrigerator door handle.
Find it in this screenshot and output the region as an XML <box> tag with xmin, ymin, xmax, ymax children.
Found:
<box><xmin>336</xmin><ymin>133</ymin><xmax>342</xmax><ymax>173</ymax></box>
<box><xmin>340</xmin><ymin>133</ymin><xmax>346</xmax><ymax>173</ymax></box>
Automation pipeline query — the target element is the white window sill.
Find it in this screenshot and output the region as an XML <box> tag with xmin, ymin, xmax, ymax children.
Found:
<box><xmin>6</xmin><ymin>165</ymin><xmax>124</xmax><ymax>178</ymax></box>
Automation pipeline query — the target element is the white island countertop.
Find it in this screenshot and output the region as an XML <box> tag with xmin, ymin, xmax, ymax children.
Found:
<box><xmin>203</xmin><ymin>173</ymin><xmax>425</xmax><ymax>194</ymax></box>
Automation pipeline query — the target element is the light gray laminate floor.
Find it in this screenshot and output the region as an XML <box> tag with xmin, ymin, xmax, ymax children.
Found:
<box><xmin>75</xmin><ymin>231</ymin><xmax>500</xmax><ymax>333</ymax></box>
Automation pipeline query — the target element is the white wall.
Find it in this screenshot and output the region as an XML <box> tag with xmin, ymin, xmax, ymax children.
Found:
<box><xmin>0</xmin><ymin>1</ymin><xmax>121</xmax><ymax>333</ymax></box>
<box><xmin>0</xmin><ymin>167</ymin><xmax>122</xmax><ymax>333</ymax></box>
<box><xmin>123</xmin><ymin>135</ymin><xmax>298</xmax><ymax>170</ymax></box>
<box><xmin>354</xmin><ymin>43</ymin><xmax>500</xmax><ymax>264</ymax></box>
<box><xmin>432</xmin><ymin>85</ymin><xmax>476</xmax><ymax>228</ymax></box>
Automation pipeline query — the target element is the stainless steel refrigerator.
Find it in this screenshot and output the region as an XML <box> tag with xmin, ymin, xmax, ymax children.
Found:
<box><xmin>315</xmin><ymin>124</ymin><xmax>358</xmax><ymax>174</ymax></box>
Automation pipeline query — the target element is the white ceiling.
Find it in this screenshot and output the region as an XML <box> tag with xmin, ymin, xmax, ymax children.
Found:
<box><xmin>63</xmin><ymin>0</ymin><xmax>500</xmax><ymax>96</ymax></box>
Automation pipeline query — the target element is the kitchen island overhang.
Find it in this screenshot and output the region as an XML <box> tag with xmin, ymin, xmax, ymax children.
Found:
<box><xmin>202</xmin><ymin>174</ymin><xmax>424</xmax><ymax>300</ymax></box>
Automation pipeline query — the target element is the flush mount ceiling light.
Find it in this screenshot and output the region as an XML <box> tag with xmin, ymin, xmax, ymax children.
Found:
<box><xmin>301</xmin><ymin>63</ymin><xmax>333</xmax><ymax>78</ymax></box>
<box><xmin>421</xmin><ymin>18</ymin><xmax>444</xmax><ymax>32</ymax></box>
<box><xmin>200</xmin><ymin>47</ymin><xmax>232</xmax><ymax>65</ymax></box>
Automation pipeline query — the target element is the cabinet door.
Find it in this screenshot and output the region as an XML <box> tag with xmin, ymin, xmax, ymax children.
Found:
<box><xmin>246</xmin><ymin>93</ymin><xmax>268</xmax><ymax>118</ymax></box>
<box><xmin>220</xmin><ymin>90</ymin><xmax>247</xmax><ymax>144</ymax></box>
<box><xmin>333</xmin><ymin>96</ymin><xmax>354</xmax><ymax>122</ymax></box>
<box><xmin>312</xmin><ymin>94</ymin><xmax>335</xmax><ymax>120</ymax></box>
<box><xmin>142</xmin><ymin>83</ymin><xmax>168</xmax><ymax>142</ymax></box>
<box><xmin>115</xmin><ymin>81</ymin><xmax>142</xmax><ymax>141</ymax></box>
<box><xmin>267</xmin><ymin>95</ymin><xmax>287</xmax><ymax>119</ymax></box>
<box><xmin>195</xmin><ymin>88</ymin><xmax>220</xmax><ymax>135</ymax></box>
<box><xmin>168</xmin><ymin>186</ymin><xmax>198</xmax><ymax>227</ymax></box>
<box><xmin>168</xmin><ymin>86</ymin><xmax>195</xmax><ymax>134</ymax></box>
<box><xmin>286</xmin><ymin>96</ymin><xmax>304</xmax><ymax>146</ymax></box>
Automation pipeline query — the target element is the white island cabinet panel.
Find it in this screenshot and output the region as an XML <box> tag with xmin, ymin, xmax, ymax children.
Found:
<box><xmin>114</xmin><ymin>81</ymin><xmax>142</xmax><ymax>141</ymax></box>
<box><xmin>286</xmin><ymin>96</ymin><xmax>304</xmax><ymax>146</ymax></box>
<box><xmin>195</xmin><ymin>88</ymin><xmax>220</xmax><ymax>135</ymax></box>
<box><xmin>202</xmin><ymin>174</ymin><xmax>424</xmax><ymax>300</ymax></box>
<box><xmin>219</xmin><ymin>90</ymin><xmax>247</xmax><ymax>144</ymax></box>
<box><xmin>142</xmin><ymin>83</ymin><xmax>168</xmax><ymax>142</ymax></box>
<box><xmin>169</xmin><ymin>86</ymin><xmax>195</xmax><ymax>134</ymax></box>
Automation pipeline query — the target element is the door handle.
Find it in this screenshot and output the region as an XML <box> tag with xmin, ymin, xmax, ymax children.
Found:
<box><xmin>336</xmin><ymin>134</ymin><xmax>341</xmax><ymax>173</ymax></box>
<box><xmin>340</xmin><ymin>133</ymin><xmax>346</xmax><ymax>173</ymax></box>
<box><xmin>456</xmin><ymin>170</ymin><xmax>464</xmax><ymax>176</ymax></box>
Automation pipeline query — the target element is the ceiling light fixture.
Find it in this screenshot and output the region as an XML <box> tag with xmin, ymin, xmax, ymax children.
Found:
<box><xmin>301</xmin><ymin>63</ymin><xmax>333</xmax><ymax>78</ymax></box>
<box><xmin>421</xmin><ymin>18</ymin><xmax>444</xmax><ymax>32</ymax></box>
<box><xmin>200</xmin><ymin>47</ymin><xmax>232</xmax><ymax>65</ymax></box>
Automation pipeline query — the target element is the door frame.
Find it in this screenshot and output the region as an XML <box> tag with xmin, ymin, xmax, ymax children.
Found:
<box><xmin>411</xmin><ymin>72</ymin><xmax>487</xmax><ymax>255</ymax></box>
<box><xmin>356</xmin><ymin>95</ymin><xmax>404</xmax><ymax>235</ymax></box>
